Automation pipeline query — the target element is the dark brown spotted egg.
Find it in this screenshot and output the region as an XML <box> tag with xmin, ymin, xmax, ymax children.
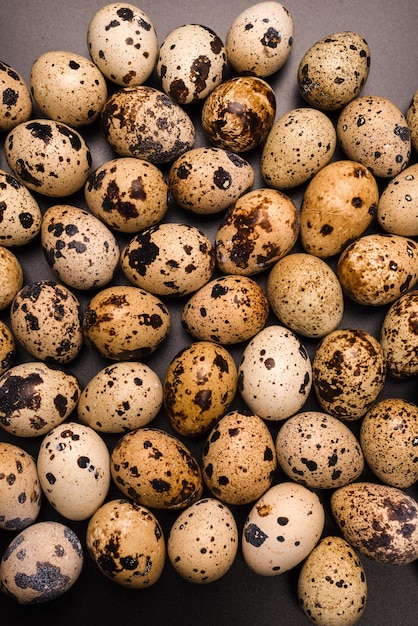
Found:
<box><xmin>407</xmin><ymin>89</ymin><xmax>418</xmax><ymax>152</ymax></box>
<box><xmin>377</xmin><ymin>163</ymin><xmax>418</xmax><ymax>236</ymax></box>
<box><xmin>0</xmin><ymin>60</ymin><xmax>32</xmax><ymax>131</ymax></box>
<box><xmin>0</xmin><ymin>246</ymin><xmax>23</xmax><ymax>310</ymax></box>
<box><xmin>380</xmin><ymin>291</ymin><xmax>418</xmax><ymax>378</ymax></box>
<box><xmin>0</xmin><ymin>169</ymin><xmax>42</xmax><ymax>247</ymax></box>
<box><xmin>0</xmin><ymin>321</ymin><xmax>15</xmax><ymax>376</ymax></box>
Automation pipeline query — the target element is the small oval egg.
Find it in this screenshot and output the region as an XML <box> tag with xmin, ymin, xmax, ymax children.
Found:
<box><xmin>377</xmin><ymin>163</ymin><xmax>418</xmax><ymax>236</ymax></box>
<box><xmin>0</xmin><ymin>60</ymin><xmax>32</xmax><ymax>131</ymax></box>
<box><xmin>380</xmin><ymin>291</ymin><xmax>418</xmax><ymax>378</ymax></box>
<box><xmin>406</xmin><ymin>89</ymin><xmax>418</xmax><ymax>152</ymax></box>
<box><xmin>0</xmin><ymin>320</ymin><xmax>15</xmax><ymax>375</ymax></box>
<box><xmin>0</xmin><ymin>246</ymin><xmax>23</xmax><ymax>310</ymax></box>
<box><xmin>0</xmin><ymin>169</ymin><xmax>42</xmax><ymax>247</ymax></box>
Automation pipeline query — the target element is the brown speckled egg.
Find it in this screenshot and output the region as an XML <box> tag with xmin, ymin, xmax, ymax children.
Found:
<box><xmin>202</xmin><ymin>410</ymin><xmax>277</xmax><ymax>505</ymax></box>
<box><xmin>300</xmin><ymin>160</ymin><xmax>379</xmax><ymax>258</ymax></box>
<box><xmin>380</xmin><ymin>291</ymin><xmax>418</xmax><ymax>378</ymax></box>
<box><xmin>313</xmin><ymin>328</ymin><xmax>386</xmax><ymax>421</ymax></box>
<box><xmin>0</xmin><ymin>321</ymin><xmax>15</xmax><ymax>375</ymax></box>
<box><xmin>215</xmin><ymin>188</ymin><xmax>299</xmax><ymax>276</ymax></box>
<box><xmin>407</xmin><ymin>89</ymin><xmax>418</xmax><ymax>152</ymax></box>
<box><xmin>331</xmin><ymin>482</ymin><xmax>418</xmax><ymax>564</ymax></box>
<box><xmin>168</xmin><ymin>147</ymin><xmax>255</xmax><ymax>215</ymax></box>
<box><xmin>0</xmin><ymin>246</ymin><xmax>23</xmax><ymax>310</ymax></box>
<box><xmin>181</xmin><ymin>274</ymin><xmax>269</xmax><ymax>344</ymax></box>
<box><xmin>101</xmin><ymin>86</ymin><xmax>195</xmax><ymax>164</ymax></box>
<box><xmin>261</xmin><ymin>108</ymin><xmax>336</xmax><ymax>189</ymax></box>
<box><xmin>201</xmin><ymin>76</ymin><xmax>276</xmax><ymax>152</ymax></box>
<box><xmin>377</xmin><ymin>163</ymin><xmax>418</xmax><ymax>236</ymax></box>
<box><xmin>337</xmin><ymin>233</ymin><xmax>418</xmax><ymax>306</ymax></box>
<box><xmin>163</xmin><ymin>341</ymin><xmax>237</xmax><ymax>437</ymax></box>
<box><xmin>0</xmin><ymin>60</ymin><xmax>32</xmax><ymax>131</ymax></box>
<box><xmin>337</xmin><ymin>95</ymin><xmax>411</xmax><ymax>178</ymax></box>
<box><xmin>111</xmin><ymin>427</ymin><xmax>203</xmax><ymax>509</ymax></box>
<box><xmin>0</xmin><ymin>169</ymin><xmax>42</xmax><ymax>247</ymax></box>
<box><xmin>87</xmin><ymin>499</ymin><xmax>165</xmax><ymax>588</ymax></box>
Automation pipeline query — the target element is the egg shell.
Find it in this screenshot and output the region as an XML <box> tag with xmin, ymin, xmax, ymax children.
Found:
<box><xmin>110</xmin><ymin>427</ymin><xmax>203</xmax><ymax>509</ymax></box>
<box><xmin>10</xmin><ymin>280</ymin><xmax>83</xmax><ymax>364</ymax></box>
<box><xmin>181</xmin><ymin>274</ymin><xmax>269</xmax><ymax>344</ymax></box>
<box><xmin>377</xmin><ymin>163</ymin><xmax>418</xmax><ymax>236</ymax></box>
<box><xmin>37</xmin><ymin>421</ymin><xmax>111</xmax><ymax>521</ymax></box>
<box><xmin>85</xmin><ymin>157</ymin><xmax>169</xmax><ymax>233</ymax></box>
<box><xmin>0</xmin><ymin>361</ymin><xmax>80</xmax><ymax>438</ymax></box>
<box><xmin>78</xmin><ymin>361</ymin><xmax>162</xmax><ymax>434</ymax></box>
<box><xmin>380</xmin><ymin>291</ymin><xmax>418</xmax><ymax>378</ymax></box>
<box><xmin>0</xmin><ymin>320</ymin><xmax>15</xmax><ymax>376</ymax></box>
<box><xmin>30</xmin><ymin>50</ymin><xmax>108</xmax><ymax>127</ymax></box>
<box><xmin>87</xmin><ymin>2</ymin><xmax>158</xmax><ymax>86</ymax></box>
<box><xmin>298</xmin><ymin>535</ymin><xmax>367</xmax><ymax>626</ymax></box>
<box><xmin>337</xmin><ymin>233</ymin><xmax>418</xmax><ymax>306</ymax></box>
<box><xmin>167</xmin><ymin>497</ymin><xmax>238</xmax><ymax>583</ymax></box>
<box><xmin>261</xmin><ymin>108</ymin><xmax>336</xmax><ymax>189</ymax></box>
<box><xmin>201</xmin><ymin>410</ymin><xmax>277</xmax><ymax>505</ymax></box>
<box><xmin>331</xmin><ymin>481</ymin><xmax>418</xmax><ymax>564</ymax></box>
<box><xmin>163</xmin><ymin>341</ymin><xmax>237</xmax><ymax>437</ymax></box>
<box><xmin>225</xmin><ymin>1</ymin><xmax>294</xmax><ymax>77</ymax></box>
<box><xmin>238</xmin><ymin>325</ymin><xmax>312</xmax><ymax>421</ymax></box>
<box><xmin>215</xmin><ymin>187</ymin><xmax>299</xmax><ymax>276</ymax></box>
<box><xmin>101</xmin><ymin>85</ymin><xmax>195</xmax><ymax>164</ymax></box>
<box><xmin>0</xmin><ymin>521</ymin><xmax>83</xmax><ymax>604</ymax></box>
<box><xmin>0</xmin><ymin>169</ymin><xmax>42</xmax><ymax>247</ymax></box>
<box><xmin>242</xmin><ymin>482</ymin><xmax>325</xmax><ymax>576</ymax></box>
<box><xmin>337</xmin><ymin>95</ymin><xmax>411</xmax><ymax>178</ymax></box>
<box><xmin>0</xmin><ymin>246</ymin><xmax>23</xmax><ymax>310</ymax></box>
<box><xmin>406</xmin><ymin>89</ymin><xmax>418</xmax><ymax>152</ymax></box>
<box><xmin>83</xmin><ymin>285</ymin><xmax>171</xmax><ymax>361</ymax></box>
<box><xmin>0</xmin><ymin>442</ymin><xmax>42</xmax><ymax>531</ymax></box>
<box><xmin>201</xmin><ymin>76</ymin><xmax>276</xmax><ymax>152</ymax></box>
<box><xmin>41</xmin><ymin>204</ymin><xmax>120</xmax><ymax>291</ymax></box>
<box><xmin>86</xmin><ymin>498</ymin><xmax>165</xmax><ymax>588</ymax></box>
<box><xmin>0</xmin><ymin>60</ymin><xmax>32</xmax><ymax>131</ymax></box>
<box><xmin>168</xmin><ymin>146</ymin><xmax>255</xmax><ymax>215</ymax></box>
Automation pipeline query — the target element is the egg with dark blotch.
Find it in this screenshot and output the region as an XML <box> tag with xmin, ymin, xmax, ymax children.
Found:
<box><xmin>0</xmin><ymin>60</ymin><xmax>32</xmax><ymax>131</ymax></box>
<box><xmin>0</xmin><ymin>320</ymin><xmax>15</xmax><ymax>376</ymax></box>
<box><xmin>380</xmin><ymin>291</ymin><xmax>418</xmax><ymax>378</ymax></box>
<box><xmin>0</xmin><ymin>169</ymin><xmax>42</xmax><ymax>247</ymax></box>
<box><xmin>0</xmin><ymin>246</ymin><xmax>23</xmax><ymax>310</ymax></box>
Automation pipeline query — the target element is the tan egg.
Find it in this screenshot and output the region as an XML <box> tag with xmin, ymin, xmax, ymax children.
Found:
<box><xmin>0</xmin><ymin>320</ymin><xmax>15</xmax><ymax>375</ymax></box>
<box><xmin>0</xmin><ymin>169</ymin><xmax>42</xmax><ymax>247</ymax></box>
<box><xmin>267</xmin><ymin>253</ymin><xmax>344</xmax><ymax>338</ymax></box>
<box><xmin>337</xmin><ymin>233</ymin><xmax>418</xmax><ymax>306</ymax></box>
<box><xmin>261</xmin><ymin>108</ymin><xmax>336</xmax><ymax>189</ymax></box>
<box><xmin>215</xmin><ymin>188</ymin><xmax>299</xmax><ymax>276</ymax></box>
<box><xmin>300</xmin><ymin>160</ymin><xmax>379</xmax><ymax>258</ymax></box>
<box><xmin>0</xmin><ymin>60</ymin><xmax>32</xmax><ymax>131</ymax></box>
<box><xmin>201</xmin><ymin>410</ymin><xmax>277</xmax><ymax>506</ymax></box>
<box><xmin>377</xmin><ymin>163</ymin><xmax>418</xmax><ymax>236</ymax></box>
<box><xmin>407</xmin><ymin>89</ymin><xmax>418</xmax><ymax>152</ymax></box>
<box><xmin>111</xmin><ymin>427</ymin><xmax>203</xmax><ymax>510</ymax></box>
<box><xmin>380</xmin><ymin>291</ymin><xmax>418</xmax><ymax>378</ymax></box>
<box><xmin>0</xmin><ymin>246</ymin><xmax>23</xmax><ymax>310</ymax></box>
<box><xmin>312</xmin><ymin>328</ymin><xmax>386</xmax><ymax>420</ymax></box>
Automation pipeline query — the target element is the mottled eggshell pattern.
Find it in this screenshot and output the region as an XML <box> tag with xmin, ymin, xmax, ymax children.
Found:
<box><xmin>261</xmin><ymin>108</ymin><xmax>336</xmax><ymax>189</ymax></box>
<box><xmin>298</xmin><ymin>536</ymin><xmax>367</xmax><ymax>626</ymax></box>
<box><xmin>337</xmin><ymin>95</ymin><xmax>411</xmax><ymax>178</ymax></box>
<box><xmin>300</xmin><ymin>160</ymin><xmax>379</xmax><ymax>258</ymax></box>
<box><xmin>380</xmin><ymin>291</ymin><xmax>418</xmax><ymax>378</ymax></box>
<box><xmin>168</xmin><ymin>498</ymin><xmax>238</xmax><ymax>583</ymax></box>
<box><xmin>101</xmin><ymin>85</ymin><xmax>195</xmax><ymax>164</ymax></box>
<box><xmin>0</xmin><ymin>361</ymin><xmax>80</xmax><ymax>438</ymax></box>
<box><xmin>0</xmin><ymin>246</ymin><xmax>23</xmax><ymax>310</ymax></box>
<box><xmin>37</xmin><ymin>421</ymin><xmax>111</xmax><ymax>521</ymax></box>
<box><xmin>242</xmin><ymin>482</ymin><xmax>325</xmax><ymax>576</ymax></box>
<box><xmin>312</xmin><ymin>328</ymin><xmax>386</xmax><ymax>421</ymax></box>
<box><xmin>0</xmin><ymin>60</ymin><xmax>32</xmax><ymax>131</ymax></box>
<box><xmin>86</xmin><ymin>499</ymin><xmax>165</xmax><ymax>588</ymax></box>
<box><xmin>110</xmin><ymin>427</ymin><xmax>203</xmax><ymax>509</ymax></box>
<box><xmin>78</xmin><ymin>361</ymin><xmax>162</xmax><ymax>434</ymax></box>
<box><xmin>181</xmin><ymin>274</ymin><xmax>269</xmax><ymax>344</ymax></box>
<box><xmin>238</xmin><ymin>325</ymin><xmax>312</xmax><ymax>421</ymax></box>
<box><xmin>0</xmin><ymin>320</ymin><xmax>15</xmax><ymax>376</ymax></box>
<box><xmin>0</xmin><ymin>442</ymin><xmax>42</xmax><ymax>531</ymax></box>
<box><xmin>168</xmin><ymin>147</ymin><xmax>255</xmax><ymax>215</ymax></box>
<box><xmin>331</xmin><ymin>482</ymin><xmax>418</xmax><ymax>565</ymax></box>
<box><xmin>377</xmin><ymin>163</ymin><xmax>418</xmax><ymax>236</ymax></box>
<box><xmin>0</xmin><ymin>521</ymin><xmax>83</xmax><ymax>604</ymax></box>
<box><xmin>215</xmin><ymin>188</ymin><xmax>299</xmax><ymax>276</ymax></box>
<box><xmin>87</xmin><ymin>2</ymin><xmax>158</xmax><ymax>86</ymax></box>
<box><xmin>0</xmin><ymin>169</ymin><xmax>42</xmax><ymax>247</ymax></box>
<box><xmin>406</xmin><ymin>89</ymin><xmax>418</xmax><ymax>152</ymax></box>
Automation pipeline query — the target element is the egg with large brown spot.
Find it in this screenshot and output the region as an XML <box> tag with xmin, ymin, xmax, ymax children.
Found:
<box><xmin>380</xmin><ymin>291</ymin><xmax>418</xmax><ymax>378</ymax></box>
<box><xmin>0</xmin><ymin>169</ymin><xmax>42</xmax><ymax>247</ymax></box>
<box><xmin>0</xmin><ymin>60</ymin><xmax>32</xmax><ymax>131</ymax></box>
<box><xmin>0</xmin><ymin>320</ymin><xmax>15</xmax><ymax>376</ymax></box>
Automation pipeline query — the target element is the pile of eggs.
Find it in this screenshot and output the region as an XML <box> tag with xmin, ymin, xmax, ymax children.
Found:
<box><xmin>1</xmin><ymin>1</ymin><xmax>418</xmax><ymax>624</ymax></box>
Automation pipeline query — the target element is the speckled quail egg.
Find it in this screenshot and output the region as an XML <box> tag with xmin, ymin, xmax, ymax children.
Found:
<box><xmin>238</xmin><ymin>325</ymin><xmax>312</xmax><ymax>421</ymax></box>
<box><xmin>0</xmin><ymin>246</ymin><xmax>23</xmax><ymax>310</ymax></box>
<box><xmin>87</xmin><ymin>2</ymin><xmax>158</xmax><ymax>86</ymax></box>
<box><xmin>0</xmin><ymin>361</ymin><xmax>80</xmax><ymax>438</ymax></box>
<box><xmin>181</xmin><ymin>274</ymin><xmax>269</xmax><ymax>344</ymax></box>
<box><xmin>110</xmin><ymin>427</ymin><xmax>203</xmax><ymax>509</ymax></box>
<box><xmin>201</xmin><ymin>410</ymin><xmax>277</xmax><ymax>505</ymax></box>
<box><xmin>298</xmin><ymin>32</ymin><xmax>370</xmax><ymax>111</ymax></box>
<box><xmin>377</xmin><ymin>163</ymin><xmax>418</xmax><ymax>236</ymax></box>
<box><xmin>201</xmin><ymin>76</ymin><xmax>276</xmax><ymax>152</ymax></box>
<box><xmin>157</xmin><ymin>24</ymin><xmax>226</xmax><ymax>105</ymax></box>
<box><xmin>168</xmin><ymin>498</ymin><xmax>238</xmax><ymax>583</ymax></box>
<box><xmin>261</xmin><ymin>108</ymin><xmax>336</xmax><ymax>189</ymax></box>
<box><xmin>10</xmin><ymin>281</ymin><xmax>83</xmax><ymax>364</ymax></box>
<box><xmin>300</xmin><ymin>160</ymin><xmax>379</xmax><ymax>258</ymax></box>
<box><xmin>85</xmin><ymin>157</ymin><xmax>169</xmax><ymax>233</ymax></box>
<box><xmin>101</xmin><ymin>85</ymin><xmax>195</xmax><ymax>164</ymax></box>
<box><xmin>337</xmin><ymin>95</ymin><xmax>411</xmax><ymax>178</ymax></box>
<box><xmin>0</xmin><ymin>60</ymin><xmax>32</xmax><ymax>131</ymax></box>
<box><xmin>242</xmin><ymin>482</ymin><xmax>325</xmax><ymax>576</ymax></box>
<box><xmin>0</xmin><ymin>321</ymin><xmax>15</xmax><ymax>376</ymax></box>
<box><xmin>0</xmin><ymin>169</ymin><xmax>42</xmax><ymax>247</ymax></box>
<box><xmin>312</xmin><ymin>328</ymin><xmax>386</xmax><ymax>420</ymax></box>
<box><xmin>380</xmin><ymin>291</ymin><xmax>418</xmax><ymax>378</ymax></box>
<box><xmin>298</xmin><ymin>535</ymin><xmax>367</xmax><ymax>626</ymax></box>
<box><xmin>215</xmin><ymin>188</ymin><xmax>299</xmax><ymax>276</ymax></box>
<box><xmin>87</xmin><ymin>499</ymin><xmax>165</xmax><ymax>588</ymax></box>
<box><xmin>0</xmin><ymin>521</ymin><xmax>83</xmax><ymax>604</ymax></box>
<box><xmin>226</xmin><ymin>2</ymin><xmax>294</xmax><ymax>77</ymax></box>
<box><xmin>407</xmin><ymin>89</ymin><xmax>418</xmax><ymax>152</ymax></box>
<box><xmin>168</xmin><ymin>147</ymin><xmax>255</xmax><ymax>215</ymax></box>
<box><xmin>0</xmin><ymin>442</ymin><xmax>42</xmax><ymax>531</ymax></box>
<box><xmin>331</xmin><ymin>482</ymin><xmax>418</xmax><ymax>565</ymax></box>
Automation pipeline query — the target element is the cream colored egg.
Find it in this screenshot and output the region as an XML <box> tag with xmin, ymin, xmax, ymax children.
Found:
<box><xmin>0</xmin><ymin>60</ymin><xmax>32</xmax><ymax>131</ymax></box>
<box><xmin>0</xmin><ymin>320</ymin><xmax>15</xmax><ymax>375</ymax></box>
<box><xmin>0</xmin><ymin>169</ymin><xmax>42</xmax><ymax>247</ymax></box>
<box><xmin>0</xmin><ymin>246</ymin><xmax>23</xmax><ymax>310</ymax></box>
<box><xmin>407</xmin><ymin>89</ymin><xmax>418</xmax><ymax>152</ymax></box>
<box><xmin>377</xmin><ymin>163</ymin><xmax>418</xmax><ymax>235</ymax></box>
<box><xmin>380</xmin><ymin>291</ymin><xmax>418</xmax><ymax>378</ymax></box>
